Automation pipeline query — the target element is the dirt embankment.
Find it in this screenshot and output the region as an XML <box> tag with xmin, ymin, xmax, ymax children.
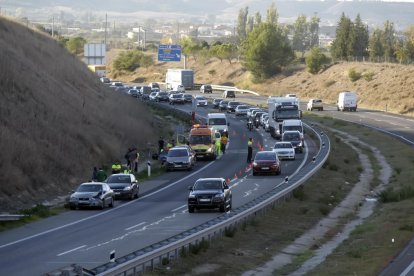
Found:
<box><xmin>109</xmin><ymin>49</ymin><xmax>414</xmax><ymax>116</ymax></box>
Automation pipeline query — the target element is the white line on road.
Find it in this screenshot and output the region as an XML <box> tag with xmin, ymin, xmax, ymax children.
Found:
<box><xmin>171</xmin><ymin>205</ymin><xmax>187</xmax><ymax>212</ymax></box>
<box><xmin>125</xmin><ymin>222</ymin><xmax>147</xmax><ymax>231</ymax></box>
<box><xmin>57</xmin><ymin>245</ymin><xmax>86</xmax><ymax>257</ymax></box>
<box><xmin>400</xmin><ymin>260</ymin><xmax>414</xmax><ymax>276</ymax></box>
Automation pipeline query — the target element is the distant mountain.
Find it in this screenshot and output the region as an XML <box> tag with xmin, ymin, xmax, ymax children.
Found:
<box><xmin>1</xmin><ymin>0</ymin><xmax>413</xmax><ymax>29</ymax></box>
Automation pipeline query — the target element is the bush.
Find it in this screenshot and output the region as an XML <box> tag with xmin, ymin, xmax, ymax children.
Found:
<box><xmin>224</xmin><ymin>226</ymin><xmax>237</xmax><ymax>238</ymax></box>
<box><xmin>363</xmin><ymin>71</ymin><xmax>375</xmax><ymax>81</ymax></box>
<box><xmin>379</xmin><ymin>186</ymin><xmax>414</xmax><ymax>203</ymax></box>
<box><xmin>113</xmin><ymin>49</ymin><xmax>153</xmax><ymax>72</ymax></box>
<box><xmin>306</xmin><ymin>47</ymin><xmax>330</xmax><ymax>74</ymax></box>
<box><xmin>293</xmin><ymin>186</ymin><xmax>307</xmax><ymax>201</ymax></box>
<box><xmin>348</xmin><ymin>68</ymin><xmax>362</xmax><ymax>82</ymax></box>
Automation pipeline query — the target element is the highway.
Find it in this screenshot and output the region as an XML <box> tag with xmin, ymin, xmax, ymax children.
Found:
<box><xmin>0</xmin><ymin>93</ymin><xmax>318</xmax><ymax>276</ymax></box>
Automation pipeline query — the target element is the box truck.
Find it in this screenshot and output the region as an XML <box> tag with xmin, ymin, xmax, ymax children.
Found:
<box><xmin>165</xmin><ymin>69</ymin><xmax>194</xmax><ymax>90</ymax></box>
<box><xmin>337</xmin><ymin>91</ymin><xmax>357</xmax><ymax>112</ymax></box>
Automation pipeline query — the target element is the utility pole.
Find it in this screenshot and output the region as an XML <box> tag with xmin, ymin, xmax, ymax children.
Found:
<box><xmin>104</xmin><ymin>13</ymin><xmax>107</xmax><ymax>47</ymax></box>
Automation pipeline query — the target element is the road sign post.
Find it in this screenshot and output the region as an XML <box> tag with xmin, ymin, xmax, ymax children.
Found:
<box><xmin>158</xmin><ymin>45</ymin><xmax>181</xmax><ymax>62</ymax></box>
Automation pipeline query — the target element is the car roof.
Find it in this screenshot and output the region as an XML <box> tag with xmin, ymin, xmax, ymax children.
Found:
<box><xmin>196</xmin><ymin>177</ymin><xmax>225</xmax><ymax>182</ymax></box>
<box><xmin>81</xmin><ymin>182</ymin><xmax>105</xmax><ymax>186</ymax></box>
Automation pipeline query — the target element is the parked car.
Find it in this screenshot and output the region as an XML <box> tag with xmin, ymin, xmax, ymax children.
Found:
<box><xmin>235</xmin><ymin>105</ymin><xmax>250</xmax><ymax>116</ymax></box>
<box><xmin>195</xmin><ymin>96</ymin><xmax>208</xmax><ymax>106</ymax></box>
<box><xmin>183</xmin><ymin>94</ymin><xmax>193</xmax><ymax>103</ymax></box>
<box><xmin>187</xmin><ymin>178</ymin><xmax>232</xmax><ymax>213</ymax></box>
<box><xmin>252</xmin><ymin>151</ymin><xmax>281</xmax><ymax>176</ymax></box>
<box><xmin>128</xmin><ymin>89</ymin><xmax>139</xmax><ymax>97</ymax></box>
<box><xmin>200</xmin><ymin>84</ymin><xmax>213</xmax><ymax>93</ymax></box>
<box><xmin>149</xmin><ymin>92</ymin><xmax>158</xmax><ymax>101</ymax></box>
<box><xmin>69</xmin><ymin>182</ymin><xmax>114</xmax><ymax>210</ymax></box>
<box><xmin>307</xmin><ymin>99</ymin><xmax>323</xmax><ymax>111</ymax></box>
<box><xmin>106</xmin><ymin>174</ymin><xmax>139</xmax><ymax>200</ymax></box>
<box><xmin>212</xmin><ymin>98</ymin><xmax>222</xmax><ymax>108</ymax></box>
<box><xmin>227</xmin><ymin>101</ymin><xmax>241</xmax><ymax>113</ymax></box>
<box><xmin>273</xmin><ymin>142</ymin><xmax>295</xmax><ymax>160</ymax></box>
<box><xmin>282</xmin><ymin>130</ymin><xmax>304</xmax><ymax>153</ymax></box>
<box><xmin>166</xmin><ymin>145</ymin><xmax>196</xmax><ymax>171</ymax></box>
<box><xmin>169</xmin><ymin>93</ymin><xmax>185</xmax><ymax>104</ymax></box>
<box><xmin>218</xmin><ymin>100</ymin><xmax>229</xmax><ymax>111</ymax></box>
<box><xmin>223</xmin><ymin>90</ymin><xmax>236</xmax><ymax>98</ymax></box>
<box><xmin>156</xmin><ymin>91</ymin><xmax>169</xmax><ymax>102</ymax></box>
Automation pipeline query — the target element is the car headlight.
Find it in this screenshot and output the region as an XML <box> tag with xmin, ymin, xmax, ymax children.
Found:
<box><xmin>253</xmin><ymin>162</ymin><xmax>257</xmax><ymax>166</ymax></box>
<box><xmin>124</xmin><ymin>186</ymin><xmax>132</xmax><ymax>191</ymax></box>
<box><xmin>214</xmin><ymin>193</ymin><xmax>224</xmax><ymax>198</ymax></box>
<box><xmin>188</xmin><ymin>194</ymin><xmax>196</xmax><ymax>198</ymax></box>
<box><xmin>206</xmin><ymin>147</ymin><xmax>213</xmax><ymax>152</ymax></box>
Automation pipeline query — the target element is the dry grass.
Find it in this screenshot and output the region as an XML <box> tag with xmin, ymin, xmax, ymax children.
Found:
<box><xmin>0</xmin><ymin>17</ymin><xmax>165</xmax><ymax>212</ymax></box>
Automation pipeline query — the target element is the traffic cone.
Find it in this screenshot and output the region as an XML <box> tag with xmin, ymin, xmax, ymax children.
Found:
<box><xmin>239</xmin><ymin>170</ymin><xmax>243</xmax><ymax>177</ymax></box>
<box><xmin>226</xmin><ymin>178</ymin><xmax>231</xmax><ymax>184</ymax></box>
<box><xmin>234</xmin><ymin>173</ymin><xmax>238</xmax><ymax>180</ymax></box>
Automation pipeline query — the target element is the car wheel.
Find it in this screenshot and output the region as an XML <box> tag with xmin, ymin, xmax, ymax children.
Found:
<box><xmin>69</xmin><ymin>205</ymin><xmax>76</xmax><ymax>210</ymax></box>
<box><xmin>228</xmin><ymin>199</ymin><xmax>232</xmax><ymax>211</ymax></box>
<box><xmin>188</xmin><ymin>206</ymin><xmax>195</xmax><ymax>213</ymax></box>
<box><xmin>135</xmin><ymin>189</ymin><xmax>139</xmax><ymax>198</ymax></box>
<box><xmin>219</xmin><ymin>204</ymin><xmax>225</xmax><ymax>213</ymax></box>
<box><xmin>130</xmin><ymin>191</ymin><xmax>135</xmax><ymax>200</ymax></box>
<box><xmin>100</xmin><ymin>200</ymin><xmax>105</xmax><ymax>210</ymax></box>
<box><xmin>109</xmin><ymin>197</ymin><xmax>114</xmax><ymax>208</ymax></box>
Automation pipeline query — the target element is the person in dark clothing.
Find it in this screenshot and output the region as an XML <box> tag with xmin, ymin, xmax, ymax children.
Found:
<box><xmin>158</xmin><ymin>137</ymin><xmax>165</xmax><ymax>154</ymax></box>
<box><xmin>96</xmin><ymin>168</ymin><xmax>107</xmax><ymax>182</ymax></box>
<box><xmin>125</xmin><ymin>146</ymin><xmax>139</xmax><ymax>172</ymax></box>
<box><xmin>92</xmin><ymin>167</ymin><xmax>98</xmax><ymax>181</ymax></box>
<box><xmin>247</xmin><ymin>138</ymin><xmax>253</xmax><ymax>163</ymax></box>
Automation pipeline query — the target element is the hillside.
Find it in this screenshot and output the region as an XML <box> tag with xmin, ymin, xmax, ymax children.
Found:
<box><xmin>110</xmin><ymin>51</ymin><xmax>414</xmax><ymax>116</ymax></box>
<box><xmin>0</xmin><ymin>17</ymin><xmax>161</xmax><ymax>212</ymax></box>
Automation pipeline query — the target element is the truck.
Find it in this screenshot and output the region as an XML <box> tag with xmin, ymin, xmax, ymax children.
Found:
<box><xmin>188</xmin><ymin>124</ymin><xmax>217</xmax><ymax>160</ymax></box>
<box><xmin>337</xmin><ymin>91</ymin><xmax>357</xmax><ymax>112</ymax></box>
<box><xmin>165</xmin><ymin>69</ymin><xmax>194</xmax><ymax>91</ymax></box>
<box><xmin>207</xmin><ymin>113</ymin><xmax>229</xmax><ymax>136</ymax></box>
<box><xmin>268</xmin><ymin>96</ymin><xmax>301</xmax><ymax>139</ymax></box>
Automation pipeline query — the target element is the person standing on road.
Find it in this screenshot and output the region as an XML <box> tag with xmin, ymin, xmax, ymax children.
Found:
<box><xmin>247</xmin><ymin>138</ymin><xmax>253</xmax><ymax>163</ymax></box>
<box><xmin>215</xmin><ymin>133</ymin><xmax>221</xmax><ymax>156</ymax></box>
<box><xmin>221</xmin><ymin>132</ymin><xmax>228</xmax><ymax>154</ymax></box>
<box><xmin>96</xmin><ymin>168</ymin><xmax>107</xmax><ymax>182</ymax></box>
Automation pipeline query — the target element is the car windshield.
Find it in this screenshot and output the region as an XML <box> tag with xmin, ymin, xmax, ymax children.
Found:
<box><xmin>159</xmin><ymin>92</ymin><xmax>168</xmax><ymax>96</ymax></box>
<box><xmin>229</xmin><ymin>102</ymin><xmax>240</xmax><ymax>106</ymax></box>
<box><xmin>193</xmin><ymin>180</ymin><xmax>222</xmax><ymax>190</ymax></box>
<box><xmin>283</xmin><ymin>133</ymin><xmax>300</xmax><ymax>141</ymax></box>
<box><xmin>274</xmin><ymin>143</ymin><xmax>292</xmax><ymax>149</ymax></box>
<box><xmin>284</xmin><ymin>126</ymin><xmax>302</xmax><ymax>132</ymax></box>
<box><xmin>208</xmin><ymin>118</ymin><xmax>226</xmax><ymax>125</ymax></box>
<box><xmin>255</xmin><ymin>152</ymin><xmax>276</xmax><ymax>161</ymax></box>
<box><xmin>196</xmin><ymin>97</ymin><xmax>206</xmax><ymax>100</ymax></box>
<box><xmin>107</xmin><ymin>175</ymin><xmax>130</xmax><ymax>183</ymax></box>
<box><xmin>190</xmin><ymin>135</ymin><xmax>211</xmax><ymax>144</ymax></box>
<box><xmin>77</xmin><ymin>184</ymin><xmax>102</xmax><ymax>192</ymax></box>
<box><xmin>237</xmin><ymin>105</ymin><xmax>248</xmax><ymax>110</ymax></box>
<box><xmin>220</xmin><ymin>101</ymin><xmax>229</xmax><ymax>105</ymax></box>
<box><xmin>184</xmin><ymin>94</ymin><xmax>192</xmax><ymax>98</ymax></box>
<box><xmin>168</xmin><ymin>149</ymin><xmax>188</xmax><ymax>157</ymax></box>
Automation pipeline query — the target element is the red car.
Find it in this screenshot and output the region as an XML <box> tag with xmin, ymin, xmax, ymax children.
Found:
<box><xmin>252</xmin><ymin>151</ymin><xmax>281</xmax><ymax>176</ymax></box>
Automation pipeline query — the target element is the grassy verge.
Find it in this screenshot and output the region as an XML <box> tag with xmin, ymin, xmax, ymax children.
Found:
<box><xmin>304</xmin><ymin>115</ymin><xmax>414</xmax><ymax>275</ymax></box>
<box><xmin>144</xmin><ymin>127</ymin><xmax>361</xmax><ymax>275</ymax></box>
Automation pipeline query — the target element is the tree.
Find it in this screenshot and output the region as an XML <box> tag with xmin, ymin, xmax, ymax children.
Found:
<box><xmin>242</xmin><ymin>23</ymin><xmax>294</xmax><ymax>81</ymax></box>
<box><xmin>309</xmin><ymin>15</ymin><xmax>320</xmax><ymax>48</ymax></box>
<box><xmin>236</xmin><ymin>7</ymin><xmax>249</xmax><ymax>42</ymax></box>
<box><xmin>139</xmin><ymin>54</ymin><xmax>154</xmax><ymax>70</ymax></box>
<box><xmin>306</xmin><ymin>47</ymin><xmax>328</xmax><ymax>74</ymax></box>
<box><xmin>254</xmin><ymin>12</ymin><xmax>262</xmax><ymax>27</ymax></box>
<box><xmin>65</xmin><ymin>37</ymin><xmax>86</xmax><ymax>54</ymax></box>
<box><xmin>292</xmin><ymin>14</ymin><xmax>309</xmax><ymax>58</ymax></box>
<box><xmin>266</xmin><ymin>2</ymin><xmax>278</xmax><ymax>26</ymax></box>
<box><xmin>382</xmin><ymin>20</ymin><xmax>396</xmax><ymax>61</ymax></box>
<box><xmin>349</xmin><ymin>14</ymin><xmax>369</xmax><ymax>59</ymax></box>
<box><xmin>113</xmin><ymin>50</ymin><xmax>153</xmax><ymax>72</ymax></box>
<box><xmin>405</xmin><ymin>26</ymin><xmax>414</xmax><ymax>60</ymax></box>
<box><xmin>368</xmin><ymin>28</ymin><xmax>384</xmax><ymax>60</ymax></box>
<box><xmin>247</xmin><ymin>16</ymin><xmax>254</xmax><ymax>34</ymax></box>
<box><xmin>331</xmin><ymin>13</ymin><xmax>353</xmax><ymax>60</ymax></box>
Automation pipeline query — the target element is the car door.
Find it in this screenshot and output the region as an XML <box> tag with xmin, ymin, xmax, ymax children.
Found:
<box><xmin>223</xmin><ymin>181</ymin><xmax>231</xmax><ymax>204</ymax></box>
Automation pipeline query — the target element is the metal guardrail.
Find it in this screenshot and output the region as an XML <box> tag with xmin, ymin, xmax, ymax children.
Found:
<box><xmin>210</xmin><ymin>85</ymin><xmax>260</xmax><ymax>96</ymax></box>
<box><xmin>80</xmin><ymin>122</ymin><xmax>330</xmax><ymax>276</ymax></box>
<box><xmin>0</xmin><ymin>214</ymin><xmax>27</xmax><ymax>221</ymax></box>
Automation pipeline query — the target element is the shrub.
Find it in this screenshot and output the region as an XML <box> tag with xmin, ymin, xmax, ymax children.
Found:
<box><xmin>224</xmin><ymin>226</ymin><xmax>237</xmax><ymax>238</ymax></box>
<box><xmin>293</xmin><ymin>186</ymin><xmax>307</xmax><ymax>201</ymax></box>
<box><xmin>399</xmin><ymin>224</ymin><xmax>414</xmax><ymax>232</ymax></box>
<box><xmin>306</xmin><ymin>47</ymin><xmax>330</xmax><ymax>74</ymax></box>
<box><xmin>208</xmin><ymin>69</ymin><xmax>216</xmax><ymax>76</ymax></box>
<box><xmin>348</xmin><ymin>68</ymin><xmax>362</xmax><ymax>82</ymax></box>
<box><xmin>113</xmin><ymin>49</ymin><xmax>153</xmax><ymax>72</ymax></box>
<box><xmin>363</xmin><ymin>71</ymin><xmax>375</xmax><ymax>81</ymax></box>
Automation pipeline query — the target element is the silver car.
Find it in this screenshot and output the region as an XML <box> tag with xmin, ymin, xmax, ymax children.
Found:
<box><xmin>166</xmin><ymin>146</ymin><xmax>196</xmax><ymax>171</ymax></box>
<box><xmin>235</xmin><ymin>105</ymin><xmax>250</xmax><ymax>116</ymax></box>
<box><xmin>69</xmin><ymin>182</ymin><xmax>114</xmax><ymax>210</ymax></box>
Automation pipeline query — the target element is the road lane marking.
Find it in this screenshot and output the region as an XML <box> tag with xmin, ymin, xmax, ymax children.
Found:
<box><xmin>57</xmin><ymin>245</ymin><xmax>86</xmax><ymax>256</ymax></box>
<box><xmin>125</xmin><ymin>222</ymin><xmax>147</xmax><ymax>231</ymax></box>
<box><xmin>400</xmin><ymin>259</ymin><xmax>414</xmax><ymax>276</ymax></box>
<box><xmin>171</xmin><ymin>205</ymin><xmax>187</xmax><ymax>212</ymax></box>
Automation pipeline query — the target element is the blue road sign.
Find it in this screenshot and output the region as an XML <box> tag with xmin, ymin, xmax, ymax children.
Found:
<box><xmin>158</xmin><ymin>44</ymin><xmax>181</xmax><ymax>62</ymax></box>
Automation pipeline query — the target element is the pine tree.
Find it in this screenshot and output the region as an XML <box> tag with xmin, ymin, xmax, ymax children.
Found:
<box><xmin>382</xmin><ymin>20</ymin><xmax>396</xmax><ymax>61</ymax></box>
<box><xmin>266</xmin><ymin>2</ymin><xmax>278</xmax><ymax>26</ymax></box>
<box><xmin>349</xmin><ymin>14</ymin><xmax>369</xmax><ymax>59</ymax></box>
<box><xmin>237</xmin><ymin>7</ymin><xmax>249</xmax><ymax>43</ymax></box>
<box><xmin>368</xmin><ymin>28</ymin><xmax>384</xmax><ymax>60</ymax></box>
<box><xmin>292</xmin><ymin>14</ymin><xmax>309</xmax><ymax>58</ymax></box>
<box><xmin>331</xmin><ymin>13</ymin><xmax>353</xmax><ymax>60</ymax></box>
<box><xmin>309</xmin><ymin>15</ymin><xmax>320</xmax><ymax>48</ymax></box>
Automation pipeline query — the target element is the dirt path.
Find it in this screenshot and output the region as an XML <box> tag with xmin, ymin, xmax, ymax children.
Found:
<box><xmin>242</xmin><ymin>127</ymin><xmax>392</xmax><ymax>276</ymax></box>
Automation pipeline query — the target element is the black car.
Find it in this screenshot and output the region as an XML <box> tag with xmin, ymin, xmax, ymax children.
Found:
<box><xmin>212</xmin><ymin>98</ymin><xmax>222</xmax><ymax>108</ymax></box>
<box><xmin>128</xmin><ymin>89</ymin><xmax>139</xmax><ymax>97</ymax></box>
<box><xmin>223</xmin><ymin>90</ymin><xmax>236</xmax><ymax>98</ymax></box>
<box><xmin>106</xmin><ymin>174</ymin><xmax>139</xmax><ymax>200</ymax></box>
<box><xmin>156</xmin><ymin>91</ymin><xmax>169</xmax><ymax>102</ymax></box>
<box><xmin>169</xmin><ymin>93</ymin><xmax>185</xmax><ymax>104</ymax></box>
<box><xmin>219</xmin><ymin>100</ymin><xmax>229</xmax><ymax>111</ymax></box>
<box><xmin>188</xmin><ymin>178</ymin><xmax>232</xmax><ymax>213</ymax></box>
<box><xmin>183</xmin><ymin>94</ymin><xmax>193</xmax><ymax>103</ymax></box>
<box><xmin>227</xmin><ymin>101</ymin><xmax>241</xmax><ymax>113</ymax></box>
<box><xmin>200</xmin><ymin>84</ymin><xmax>213</xmax><ymax>93</ymax></box>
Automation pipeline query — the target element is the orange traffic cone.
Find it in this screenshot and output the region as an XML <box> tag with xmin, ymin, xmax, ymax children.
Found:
<box><xmin>234</xmin><ymin>173</ymin><xmax>238</xmax><ymax>180</ymax></box>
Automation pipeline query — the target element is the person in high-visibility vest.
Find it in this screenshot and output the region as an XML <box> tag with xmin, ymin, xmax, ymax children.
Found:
<box><xmin>221</xmin><ymin>132</ymin><xmax>228</xmax><ymax>154</ymax></box>
<box><xmin>215</xmin><ymin>134</ymin><xmax>221</xmax><ymax>156</ymax></box>
<box><xmin>247</xmin><ymin>138</ymin><xmax>253</xmax><ymax>163</ymax></box>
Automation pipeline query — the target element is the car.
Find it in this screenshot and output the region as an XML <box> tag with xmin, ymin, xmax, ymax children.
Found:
<box><xmin>200</xmin><ymin>84</ymin><xmax>213</xmax><ymax>93</ymax></box>
<box><xmin>286</xmin><ymin>93</ymin><xmax>297</xmax><ymax>98</ymax></box>
<box><xmin>252</xmin><ymin>151</ymin><xmax>281</xmax><ymax>176</ymax></box>
<box><xmin>100</xmin><ymin>77</ymin><xmax>111</xmax><ymax>84</ymax></box>
<box><xmin>218</xmin><ymin>100</ymin><xmax>229</xmax><ymax>111</ymax></box>
<box><xmin>260</xmin><ymin>113</ymin><xmax>269</xmax><ymax>126</ymax></box>
<box><xmin>69</xmin><ymin>182</ymin><xmax>114</xmax><ymax>210</ymax></box>
<box><xmin>169</xmin><ymin>93</ymin><xmax>185</xmax><ymax>104</ymax></box>
<box><xmin>166</xmin><ymin>145</ymin><xmax>196</xmax><ymax>171</ymax></box>
<box><xmin>282</xmin><ymin>130</ymin><xmax>304</xmax><ymax>153</ymax></box>
<box><xmin>140</xmin><ymin>86</ymin><xmax>152</xmax><ymax>99</ymax></box>
<box><xmin>106</xmin><ymin>174</ymin><xmax>139</xmax><ymax>200</ymax></box>
<box><xmin>183</xmin><ymin>93</ymin><xmax>193</xmax><ymax>103</ymax></box>
<box><xmin>273</xmin><ymin>142</ymin><xmax>295</xmax><ymax>160</ymax></box>
<box><xmin>115</xmin><ymin>86</ymin><xmax>129</xmax><ymax>93</ymax></box>
<box><xmin>187</xmin><ymin>178</ymin><xmax>232</xmax><ymax>213</ymax></box>
<box><xmin>128</xmin><ymin>89</ymin><xmax>139</xmax><ymax>97</ymax></box>
<box><xmin>223</xmin><ymin>90</ymin><xmax>236</xmax><ymax>98</ymax></box>
<box><xmin>247</xmin><ymin>107</ymin><xmax>261</xmax><ymax>118</ymax></box>
<box><xmin>176</xmin><ymin>85</ymin><xmax>186</xmax><ymax>92</ymax></box>
<box><xmin>149</xmin><ymin>82</ymin><xmax>160</xmax><ymax>89</ymax></box>
<box><xmin>235</xmin><ymin>105</ymin><xmax>249</xmax><ymax>116</ymax></box>
<box><xmin>110</xmin><ymin>82</ymin><xmax>123</xmax><ymax>89</ymax></box>
<box><xmin>155</xmin><ymin>91</ymin><xmax>170</xmax><ymax>102</ymax></box>
<box><xmin>307</xmin><ymin>99</ymin><xmax>323</xmax><ymax>111</ymax></box>
<box><xmin>195</xmin><ymin>96</ymin><xmax>208</xmax><ymax>106</ymax></box>
<box><xmin>253</xmin><ymin>111</ymin><xmax>266</xmax><ymax>127</ymax></box>
<box><xmin>149</xmin><ymin>92</ymin><xmax>158</xmax><ymax>101</ymax></box>
<box><xmin>212</xmin><ymin>98</ymin><xmax>222</xmax><ymax>108</ymax></box>
<box><xmin>264</xmin><ymin>117</ymin><xmax>270</xmax><ymax>132</ymax></box>
<box><xmin>227</xmin><ymin>101</ymin><xmax>241</xmax><ymax>113</ymax></box>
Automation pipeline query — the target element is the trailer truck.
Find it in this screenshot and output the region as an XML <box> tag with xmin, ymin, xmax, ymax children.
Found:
<box><xmin>268</xmin><ymin>96</ymin><xmax>301</xmax><ymax>139</ymax></box>
<box><xmin>165</xmin><ymin>69</ymin><xmax>194</xmax><ymax>90</ymax></box>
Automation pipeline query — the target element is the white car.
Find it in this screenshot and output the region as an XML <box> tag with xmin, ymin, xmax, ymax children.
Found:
<box><xmin>176</xmin><ymin>85</ymin><xmax>186</xmax><ymax>92</ymax></box>
<box><xmin>307</xmin><ymin>99</ymin><xmax>323</xmax><ymax>111</ymax></box>
<box><xmin>273</xmin><ymin>142</ymin><xmax>295</xmax><ymax>160</ymax></box>
<box><xmin>195</xmin><ymin>96</ymin><xmax>208</xmax><ymax>106</ymax></box>
<box><xmin>235</xmin><ymin>105</ymin><xmax>250</xmax><ymax>116</ymax></box>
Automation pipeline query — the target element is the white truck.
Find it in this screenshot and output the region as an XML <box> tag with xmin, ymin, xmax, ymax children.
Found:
<box><xmin>337</xmin><ymin>91</ymin><xmax>357</xmax><ymax>112</ymax></box>
<box><xmin>268</xmin><ymin>96</ymin><xmax>302</xmax><ymax>139</ymax></box>
<box><xmin>207</xmin><ymin>113</ymin><xmax>229</xmax><ymax>136</ymax></box>
<box><xmin>165</xmin><ymin>69</ymin><xmax>194</xmax><ymax>91</ymax></box>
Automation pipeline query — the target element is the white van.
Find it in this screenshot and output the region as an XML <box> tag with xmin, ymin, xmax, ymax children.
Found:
<box><xmin>337</xmin><ymin>91</ymin><xmax>357</xmax><ymax>112</ymax></box>
<box><xmin>282</xmin><ymin>119</ymin><xmax>304</xmax><ymax>137</ymax></box>
<box><xmin>207</xmin><ymin>113</ymin><xmax>229</xmax><ymax>136</ymax></box>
